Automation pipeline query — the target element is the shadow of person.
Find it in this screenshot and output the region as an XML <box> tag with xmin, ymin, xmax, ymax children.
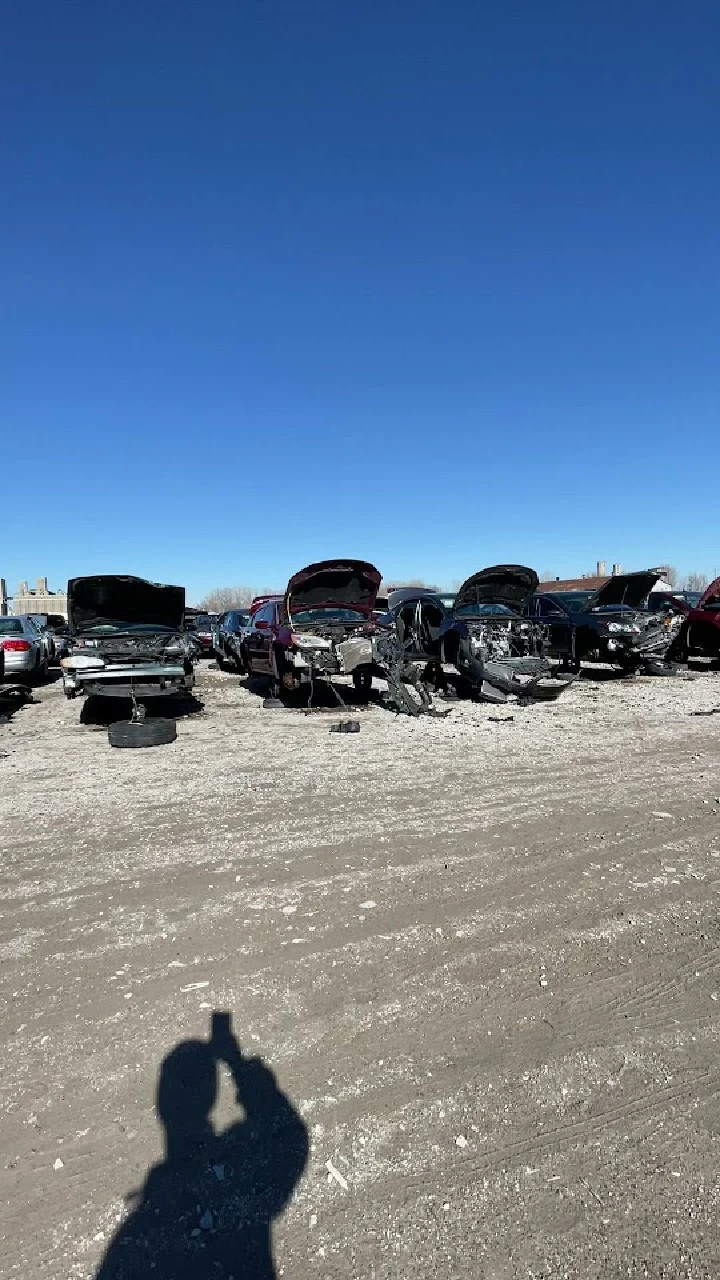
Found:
<box><xmin>95</xmin><ymin>1013</ymin><xmax>309</xmax><ymax>1279</ymax></box>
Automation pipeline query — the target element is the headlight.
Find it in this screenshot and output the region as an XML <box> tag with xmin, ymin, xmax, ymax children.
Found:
<box><xmin>291</xmin><ymin>633</ymin><xmax>333</xmax><ymax>650</ymax></box>
<box><xmin>606</xmin><ymin>622</ymin><xmax>640</xmax><ymax>634</ymax></box>
<box><xmin>61</xmin><ymin>655</ymin><xmax>106</xmax><ymax>670</ymax></box>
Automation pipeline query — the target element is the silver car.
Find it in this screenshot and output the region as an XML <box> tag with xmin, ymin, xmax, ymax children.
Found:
<box><xmin>0</xmin><ymin>615</ymin><xmax>49</xmax><ymax>681</ymax></box>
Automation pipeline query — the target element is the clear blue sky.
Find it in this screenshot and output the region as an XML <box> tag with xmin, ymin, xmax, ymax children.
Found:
<box><xmin>2</xmin><ymin>1</ymin><xmax>719</xmax><ymax>603</ymax></box>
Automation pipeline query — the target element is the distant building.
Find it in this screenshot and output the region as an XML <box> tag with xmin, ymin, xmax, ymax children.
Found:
<box><xmin>10</xmin><ymin>577</ymin><xmax>68</xmax><ymax>620</ymax></box>
<box><xmin>539</xmin><ymin>562</ymin><xmax>673</xmax><ymax>594</ymax></box>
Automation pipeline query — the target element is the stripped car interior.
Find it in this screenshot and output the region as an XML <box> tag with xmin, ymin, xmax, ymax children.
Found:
<box><xmin>379</xmin><ymin>566</ymin><xmax>574</xmax><ymax>706</ymax></box>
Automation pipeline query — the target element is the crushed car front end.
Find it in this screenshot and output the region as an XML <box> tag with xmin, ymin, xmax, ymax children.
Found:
<box><xmin>448</xmin><ymin>566</ymin><xmax>575</xmax><ymax>703</ymax></box>
<box><xmin>275</xmin><ymin>560</ymin><xmax>381</xmax><ymax>693</ymax></box>
<box><xmin>62</xmin><ymin>575</ymin><xmax>196</xmax><ymax>700</ymax></box>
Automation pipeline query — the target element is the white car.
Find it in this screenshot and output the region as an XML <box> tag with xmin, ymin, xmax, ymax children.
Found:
<box><xmin>0</xmin><ymin>615</ymin><xmax>49</xmax><ymax>681</ymax></box>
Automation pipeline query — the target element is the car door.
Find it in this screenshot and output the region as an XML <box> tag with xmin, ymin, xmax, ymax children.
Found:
<box><xmin>24</xmin><ymin>618</ymin><xmax>44</xmax><ymax>668</ymax></box>
<box><xmin>534</xmin><ymin>597</ymin><xmax>573</xmax><ymax>656</ymax></box>
<box><xmin>245</xmin><ymin>604</ymin><xmax>274</xmax><ymax>673</ymax></box>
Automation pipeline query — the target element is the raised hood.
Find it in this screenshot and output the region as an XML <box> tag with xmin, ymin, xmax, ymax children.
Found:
<box><xmin>585</xmin><ymin>570</ymin><xmax>662</xmax><ymax>612</ymax></box>
<box><xmin>698</xmin><ymin>575</ymin><xmax>720</xmax><ymax>609</ymax></box>
<box><xmin>286</xmin><ymin>560</ymin><xmax>381</xmax><ymax>618</ymax></box>
<box><xmin>454</xmin><ymin>565</ymin><xmax>538</xmax><ymax>615</ymax></box>
<box><xmin>68</xmin><ymin>575</ymin><xmax>186</xmax><ymax>634</ymax></box>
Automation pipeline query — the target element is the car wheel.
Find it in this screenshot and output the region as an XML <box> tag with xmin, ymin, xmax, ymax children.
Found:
<box><xmin>108</xmin><ymin>717</ymin><xmax>178</xmax><ymax>748</ymax></box>
<box><xmin>644</xmin><ymin>658</ymin><xmax>682</xmax><ymax>677</ymax></box>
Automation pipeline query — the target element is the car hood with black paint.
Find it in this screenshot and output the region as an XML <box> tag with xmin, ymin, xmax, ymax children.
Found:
<box><xmin>584</xmin><ymin>570</ymin><xmax>662</xmax><ymax>613</ymax></box>
<box><xmin>454</xmin><ymin>565</ymin><xmax>538</xmax><ymax>616</ymax></box>
<box><xmin>285</xmin><ymin>560</ymin><xmax>381</xmax><ymax>619</ymax></box>
<box><xmin>68</xmin><ymin>575</ymin><xmax>186</xmax><ymax>634</ymax></box>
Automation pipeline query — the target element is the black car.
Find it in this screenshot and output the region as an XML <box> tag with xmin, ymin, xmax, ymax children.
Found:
<box><xmin>213</xmin><ymin>609</ymin><xmax>250</xmax><ymax>670</ymax></box>
<box><xmin>527</xmin><ymin>571</ymin><xmax>680</xmax><ymax>673</ymax></box>
<box><xmin>380</xmin><ymin>566</ymin><xmax>574</xmax><ymax>704</ymax></box>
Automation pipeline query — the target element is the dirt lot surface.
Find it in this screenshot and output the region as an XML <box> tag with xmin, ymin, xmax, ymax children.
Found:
<box><xmin>2</xmin><ymin>664</ymin><xmax>720</xmax><ymax>1279</ymax></box>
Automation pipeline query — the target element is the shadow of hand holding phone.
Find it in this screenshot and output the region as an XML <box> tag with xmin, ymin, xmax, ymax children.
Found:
<box><xmin>95</xmin><ymin>1012</ymin><xmax>309</xmax><ymax>1280</ymax></box>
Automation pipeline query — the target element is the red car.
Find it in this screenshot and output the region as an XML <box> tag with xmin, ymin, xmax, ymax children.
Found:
<box><xmin>241</xmin><ymin>560</ymin><xmax>381</xmax><ymax>698</ymax></box>
<box><xmin>669</xmin><ymin>577</ymin><xmax>720</xmax><ymax>663</ymax></box>
<box><xmin>248</xmin><ymin>594</ymin><xmax>282</xmax><ymax>618</ymax></box>
<box><xmin>184</xmin><ymin>611</ymin><xmax>216</xmax><ymax>653</ymax></box>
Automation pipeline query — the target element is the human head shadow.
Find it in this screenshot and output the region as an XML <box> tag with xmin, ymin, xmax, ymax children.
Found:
<box><xmin>95</xmin><ymin>1012</ymin><xmax>309</xmax><ymax>1280</ymax></box>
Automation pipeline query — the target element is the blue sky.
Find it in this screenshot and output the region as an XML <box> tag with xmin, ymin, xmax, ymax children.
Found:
<box><xmin>2</xmin><ymin>1</ymin><xmax>719</xmax><ymax>603</ymax></box>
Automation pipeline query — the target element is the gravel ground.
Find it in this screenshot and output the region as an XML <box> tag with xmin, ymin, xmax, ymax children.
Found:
<box><xmin>2</xmin><ymin>663</ymin><xmax>720</xmax><ymax>1278</ymax></box>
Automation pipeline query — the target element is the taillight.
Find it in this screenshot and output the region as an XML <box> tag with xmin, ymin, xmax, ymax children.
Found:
<box><xmin>1</xmin><ymin>640</ymin><xmax>31</xmax><ymax>652</ymax></box>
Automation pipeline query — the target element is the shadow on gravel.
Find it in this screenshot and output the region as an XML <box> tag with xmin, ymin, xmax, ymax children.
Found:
<box><xmin>0</xmin><ymin>685</ymin><xmax>35</xmax><ymax>723</ymax></box>
<box><xmin>80</xmin><ymin>693</ymin><xmax>205</xmax><ymax>726</ymax></box>
<box><xmin>242</xmin><ymin>673</ymin><xmax>385</xmax><ymax>711</ymax></box>
<box><xmin>95</xmin><ymin>1012</ymin><xmax>308</xmax><ymax>1280</ymax></box>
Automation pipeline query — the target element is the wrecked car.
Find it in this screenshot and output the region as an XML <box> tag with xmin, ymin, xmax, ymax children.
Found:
<box><xmin>527</xmin><ymin>570</ymin><xmax>682</xmax><ymax>674</ymax></box>
<box><xmin>61</xmin><ymin>575</ymin><xmax>197</xmax><ymax>723</ymax></box>
<box><xmin>379</xmin><ymin>567</ymin><xmax>574</xmax><ymax>704</ymax></box>
<box><xmin>667</xmin><ymin>576</ymin><xmax>720</xmax><ymax>664</ymax></box>
<box><xmin>241</xmin><ymin>560</ymin><xmax>381</xmax><ymax>701</ymax></box>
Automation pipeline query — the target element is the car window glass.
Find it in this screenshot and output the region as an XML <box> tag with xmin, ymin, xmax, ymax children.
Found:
<box><xmin>0</xmin><ymin>618</ymin><xmax>24</xmax><ymax>634</ymax></box>
<box><xmin>252</xmin><ymin>605</ymin><xmax>273</xmax><ymax>626</ymax></box>
<box><xmin>538</xmin><ymin>598</ymin><xmax>565</xmax><ymax>618</ymax></box>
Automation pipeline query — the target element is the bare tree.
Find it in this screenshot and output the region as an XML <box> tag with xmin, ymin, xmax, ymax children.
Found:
<box><xmin>539</xmin><ymin>569</ymin><xmax>556</xmax><ymax>584</ymax></box>
<box><xmin>380</xmin><ymin>578</ymin><xmax>441</xmax><ymax>593</ymax></box>
<box><xmin>197</xmin><ymin>585</ymin><xmax>276</xmax><ymax>611</ymax></box>
<box><xmin>684</xmin><ymin>571</ymin><xmax>709</xmax><ymax>592</ymax></box>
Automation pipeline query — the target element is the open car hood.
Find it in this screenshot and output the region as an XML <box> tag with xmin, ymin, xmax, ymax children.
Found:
<box><xmin>585</xmin><ymin>570</ymin><xmax>662</xmax><ymax>612</ymax></box>
<box><xmin>285</xmin><ymin>560</ymin><xmax>381</xmax><ymax>618</ymax></box>
<box><xmin>698</xmin><ymin>575</ymin><xmax>720</xmax><ymax>610</ymax></box>
<box><xmin>454</xmin><ymin>565</ymin><xmax>538</xmax><ymax>615</ymax></box>
<box><xmin>68</xmin><ymin>575</ymin><xmax>186</xmax><ymax>634</ymax></box>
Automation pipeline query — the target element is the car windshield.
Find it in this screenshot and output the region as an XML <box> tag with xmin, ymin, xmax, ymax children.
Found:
<box><xmin>229</xmin><ymin>613</ymin><xmax>249</xmax><ymax>626</ymax></box>
<box><xmin>454</xmin><ymin>602</ymin><xmax>517</xmax><ymax>617</ymax></box>
<box><xmin>291</xmin><ymin>608</ymin><xmax>366</xmax><ymax>623</ymax></box>
<box><xmin>553</xmin><ymin>591</ymin><xmax>594</xmax><ymax>614</ymax></box>
<box><xmin>0</xmin><ymin>618</ymin><xmax>23</xmax><ymax>634</ymax></box>
<box><xmin>186</xmin><ymin>615</ymin><xmax>212</xmax><ymax>630</ymax></box>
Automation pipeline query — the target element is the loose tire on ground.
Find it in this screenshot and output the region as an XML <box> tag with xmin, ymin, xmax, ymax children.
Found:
<box><xmin>108</xmin><ymin>717</ymin><xmax>178</xmax><ymax>748</ymax></box>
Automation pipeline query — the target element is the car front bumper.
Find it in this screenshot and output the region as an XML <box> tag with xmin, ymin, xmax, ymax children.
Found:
<box><xmin>62</xmin><ymin>662</ymin><xmax>194</xmax><ymax>698</ymax></box>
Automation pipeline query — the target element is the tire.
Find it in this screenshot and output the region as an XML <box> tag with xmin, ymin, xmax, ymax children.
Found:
<box><xmin>108</xmin><ymin>717</ymin><xmax>178</xmax><ymax>748</ymax></box>
<box><xmin>644</xmin><ymin>658</ymin><xmax>682</xmax><ymax>678</ymax></box>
